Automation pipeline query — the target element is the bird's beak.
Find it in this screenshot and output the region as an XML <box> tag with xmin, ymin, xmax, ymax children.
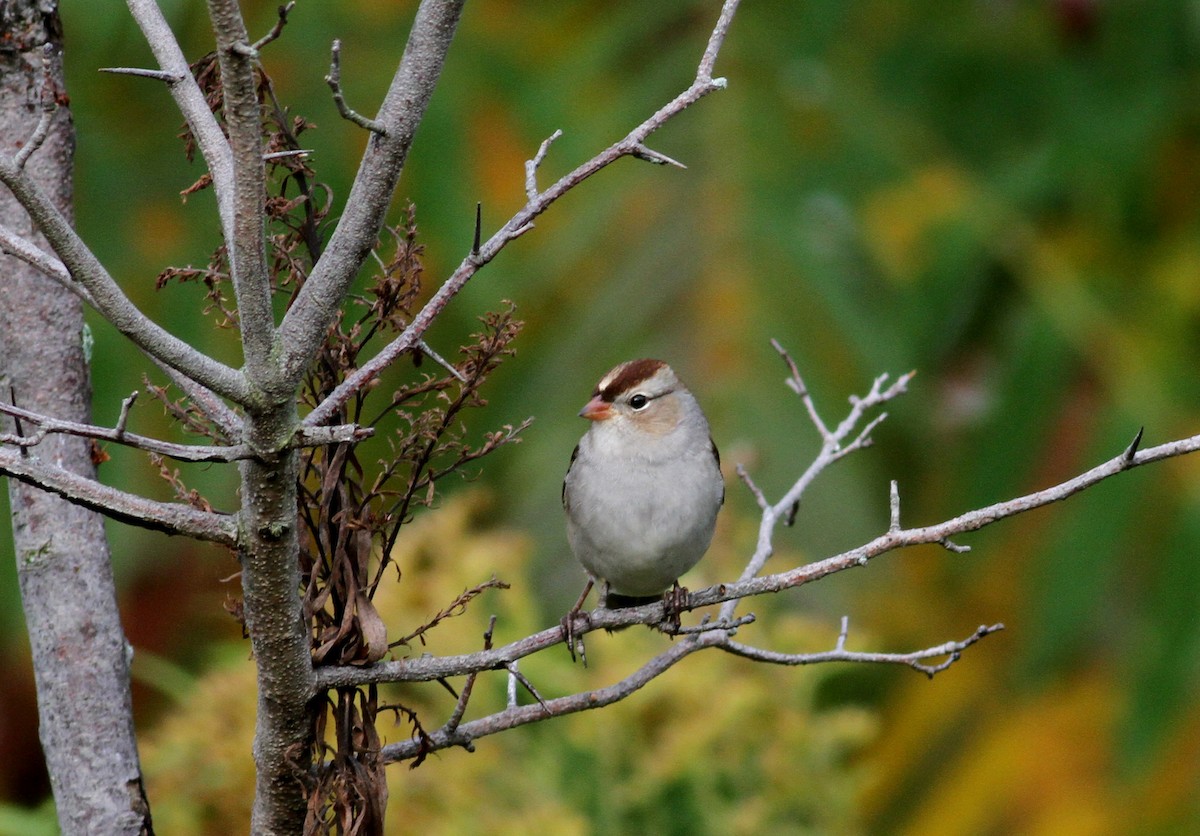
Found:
<box><xmin>579</xmin><ymin>395</ymin><xmax>613</xmax><ymax>421</ymax></box>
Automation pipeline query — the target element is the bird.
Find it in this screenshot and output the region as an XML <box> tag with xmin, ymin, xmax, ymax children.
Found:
<box><xmin>562</xmin><ymin>358</ymin><xmax>724</xmax><ymax>615</ymax></box>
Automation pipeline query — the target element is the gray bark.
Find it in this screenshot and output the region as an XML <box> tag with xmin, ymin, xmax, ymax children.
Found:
<box><xmin>0</xmin><ymin>3</ymin><xmax>151</xmax><ymax>833</ymax></box>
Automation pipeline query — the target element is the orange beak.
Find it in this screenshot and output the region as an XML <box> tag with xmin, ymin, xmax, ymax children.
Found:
<box><xmin>579</xmin><ymin>395</ymin><xmax>613</xmax><ymax>421</ymax></box>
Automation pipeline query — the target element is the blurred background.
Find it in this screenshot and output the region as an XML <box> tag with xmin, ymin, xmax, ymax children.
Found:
<box><xmin>2</xmin><ymin>0</ymin><xmax>1200</xmax><ymax>832</ymax></box>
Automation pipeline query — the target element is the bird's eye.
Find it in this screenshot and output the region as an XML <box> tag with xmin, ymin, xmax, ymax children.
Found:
<box><xmin>629</xmin><ymin>394</ymin><xmax>649</xmax><ymax>410</ymax></box>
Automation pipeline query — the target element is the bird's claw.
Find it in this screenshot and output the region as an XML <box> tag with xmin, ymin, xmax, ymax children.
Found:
<box><xmin>560</xmin><ymin>609</ymin><xmax>590</xmax><ymax>666</ymax></box>
<box><xmin>659</xmin><ymin>581</ymin><xmax>689</xmax><ymax>635</ymax></box>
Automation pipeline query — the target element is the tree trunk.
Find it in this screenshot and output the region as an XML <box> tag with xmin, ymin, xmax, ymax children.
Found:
<box><xmin>0</xmin><ymin>3</ymin><xmax>152</xmax><ymax>833</ymax></box>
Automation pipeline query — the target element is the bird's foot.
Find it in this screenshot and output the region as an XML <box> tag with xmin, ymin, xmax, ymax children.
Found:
<box><xmin>659</xmin><ymin>581</ymin><xmax>690</xmax><ymax>636</ymax></box>
<box><xmin>560</xmin><ymin>579</ymin><xmax>594</xmax><ymax>665</ymax></box>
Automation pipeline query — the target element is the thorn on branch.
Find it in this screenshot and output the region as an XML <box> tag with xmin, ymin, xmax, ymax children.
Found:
<box><xmin>472</xmin><ymin>202</ymin><xmax>482</xmax><ymax>258</ymax></box>
<box><xmin>262</xmin><ymin>149</ymin><xmax>312</xmax><ymax>162</ymax></box>
<box><xmin>416</xmin><ymin>339</ymin><xmax>467</xmax><ymax>384</ymax></box>
<box><xmin>325</xmin><ymin>39</ymin><xmax>388</xmax><ymax>136</ymax></box>
<box><xmin>251</xmin><ymin>1</ymin><xmax>296</xmax><ymax>52</ymax></box>
<box><xmin>784</xmin><ymin>500</ymin><xmax>799</xmax><ymax>527</ymax></box>
<box><xmin>98</xmin><ymin>67</ymin><xmax>186</xmax><ymax>84</ymax></box>
<box><xmin>505</xmin><ymin>662</ymin><xmax>550</xmax><ymax>715</ymax></box>
<box><xmin>1123</xmin><ymin>426</ymin><xmax>1145</xmax><ymax>466</ymax></box>
<box><xmin>630</xmin><ymin>143</ymin><xmax>687</xmax><ymax>169</ymax></box>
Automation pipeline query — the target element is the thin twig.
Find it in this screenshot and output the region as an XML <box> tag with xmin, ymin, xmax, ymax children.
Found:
<box><xmin>114</xmin><ymin>391</ymin><xmax>139</xmax><ymax>438</ymax></box>
<box><xmin>0</xmin><ymin>400</ymin><xmax>369</xmax><ymax>463</ymax></box>
<box><xmin>251</xmin><ymin>1</ymin><xmax>295</xmax><ymax>51</ymax></box>
<box><xmin>262</xmin><ymin>149</ymin><xmax>312</xmax><ymax>161</ymax></box>
<box><xmin>325</xmin><ymin>39</ymin><xmax>387</xmax><ymax>135</ymax></box>
<box><xmin>524</xmin><ymin>129</ymin><xmax>563</xmax><ymax>200</ymax></box>
<box><xmin>722</xmin><ymin>357</ymin><xmax>915</xmax><ymax>623</ymax></box>
<box><xmin>736</xmin><ymin>463</ymin><xmax>769</xmax><ymax>511</ymax></box>
<box><xmin>443</xmin><ymin>615</ymin><xmax>495</xmax><ymax>736</ymax></box>
<box><xmin>720</xmin><ymin>620</ymin><xmax>1005</xmax><ymax>679</ymax></box>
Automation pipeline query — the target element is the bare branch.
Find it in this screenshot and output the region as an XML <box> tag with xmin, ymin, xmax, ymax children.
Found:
<box><xmin>889</xmin><ymin>479</ymin><xmax>901</xmax><ymax>532</ymax></box>
<box><xmin>0</xmin><ymin>400</ymin><xmax>369</xmax><ymax>463</ymax></box>
<box><xmin>114</xmin><ymin>391</ymin><xmax>138</xmax><ymax>438</ymax></box>
<box><xmin>723</xmin><ymin>360</ymin><xmax>913</xmax><ymax>622</ymax></box>
<box><xmin>125</xmin><ymin>0</ymin><xmax>235</xmax><ymax>240</ymax></box>
<box><xmin>0</xmin><ymin>162</ymin><xmax>251</xmax><ymax>403</ymax></box>
<box><xmin>524</xmin><ymin>129</ymin><xmax>562</xmax><ymax>200</ymax></box>
<box><xmin>324</xmin><ymin>39</ymin><xmax>388</xmax><ymax>135</ymax></box>
<box><xmin>440</xmin><ymin>615</ymin><xmax>495</xmax><ymax>737</ymax></box>
<box><xmin>379</xmin><ymin>636</ymin><xmax>707</xmax><ymax>764</ymax></box>
<box><xmin>316</xmin><ymin>425</ymin><xmax>1200</xmax><ymax>693</ymax></box>
<box><xmin>206</xmin><ymin>0</ymin><xmax>277</xmax><ymax>387</ymax></box>
<box><xmin>278</xmin><ymin>0</ymin><xmax>467</xmax><ymax>390</ymax></box>
<box><xmin>771</xmin><ymin>338</ymin><xmax>828</xmax><ymax>437</ymax></box>
<box><xmin>299</xmin><ymin>0</ymin><xmax>741</xmax><ymax>426</ymax></box>
<box><xmin>145</xmin><ymin>360</ymin><xmax>244</xmax><ymax>440</ymax></box>
<box><xmin>0</xmin><ymin>448</ymin><xmax>237</xmax><ymax>545</ymax></box>
<box><xmin>415</xmin><ymin>339</ymin><xmax>467</xmax><ymax>383</ymax></box>
<box><xmin>736</xmin><ymin>463</ymin><xmax>769</xmax><ymax>511</ymax></box>
<box><xmin>720</xmin><ymin>618</ymin><xmax>1005</xmax><ymax>679</ymax></box>
<box><xmin>251</xmin><ymin>1</ymin><xmax>296</xmax><ymax>52</ymax></box>
<box><xmin>0</xmin><ymin>222</ymin><xmax>89</xmax><ymax>301</ymax></box>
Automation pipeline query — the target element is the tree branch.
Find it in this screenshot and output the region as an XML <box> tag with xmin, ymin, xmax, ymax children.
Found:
<box><xmin>720</xmin><ymin>354</ymin><xmax>913</xmax><ymax>623</ymax></box>
<box><xmin>0</xmin><ymin>448</ymin><xmax>238</xmax><ymax>545</ymax></box>
<box><xmin>0</xmin><ymin>400</ymin><xmax>369</xmax><ymax>463</ymax></box>
<box><xmin>377</xmin><ymin>615</ymin><xmax>1002</xmax><ymax>764</ymax></box>
<box><xmin>125</xmin><ymin>0</ymin><xmax>235</xmax><ymax>243</ymax></box>
<box><xmin>315</xmin><ymin>423</ymin><xmax>1200</xmax><ymax>692</ymax></box>
<box><xmin>325</xmin><ymin>39</ymin><xmax>387</xmax><ymax>135</ymax></box>
<box><xmin>0</xmin><ymin>162</ymin><xmax>251</xmax><ymax>404</ymax></box>
<box><xmin>206</xmin><ymin>0</ymin><xmax>278</xmax><ymax>390</ymax></box>
<box><xmin>378</xmin><ymin>635</ymin><xmax>708</xmax><ymax>763</ymax></box>
<box><xmin>720</xmin><ymin>618</ymin><xmax>1005</xmax><ymax>679</ymax></box>
<box><xmin>277</xmin><ymin>0</ymin><xmax>467</xmax><ymax>389</ymax></box>
<box><xmin>301</xmin><ymin>0</ymin><xmax>742</xmax><ymax>427</ymax></box>
<box><xmin>0</xmin><ymin>221</ymin><xmax>89</xmax><ymax>301</ymax></box>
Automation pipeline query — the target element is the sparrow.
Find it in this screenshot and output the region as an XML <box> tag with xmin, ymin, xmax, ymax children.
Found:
<box><xmin>562</xmin><ymin>358</ymin><xmax>724</xmax><ymax>612</ymax></box>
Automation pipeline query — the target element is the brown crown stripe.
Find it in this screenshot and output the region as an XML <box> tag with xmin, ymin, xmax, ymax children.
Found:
<box><xmin>596</xmin><ymin>358</ymin><xmax>667</xmax><ymax>402</ymax></box>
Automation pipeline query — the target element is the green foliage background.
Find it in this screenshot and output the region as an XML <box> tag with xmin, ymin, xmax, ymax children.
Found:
<box><xmin>2</xmin><ymin>0</ymin><xmax>1199</xmax><ymax>832</ymax></box>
